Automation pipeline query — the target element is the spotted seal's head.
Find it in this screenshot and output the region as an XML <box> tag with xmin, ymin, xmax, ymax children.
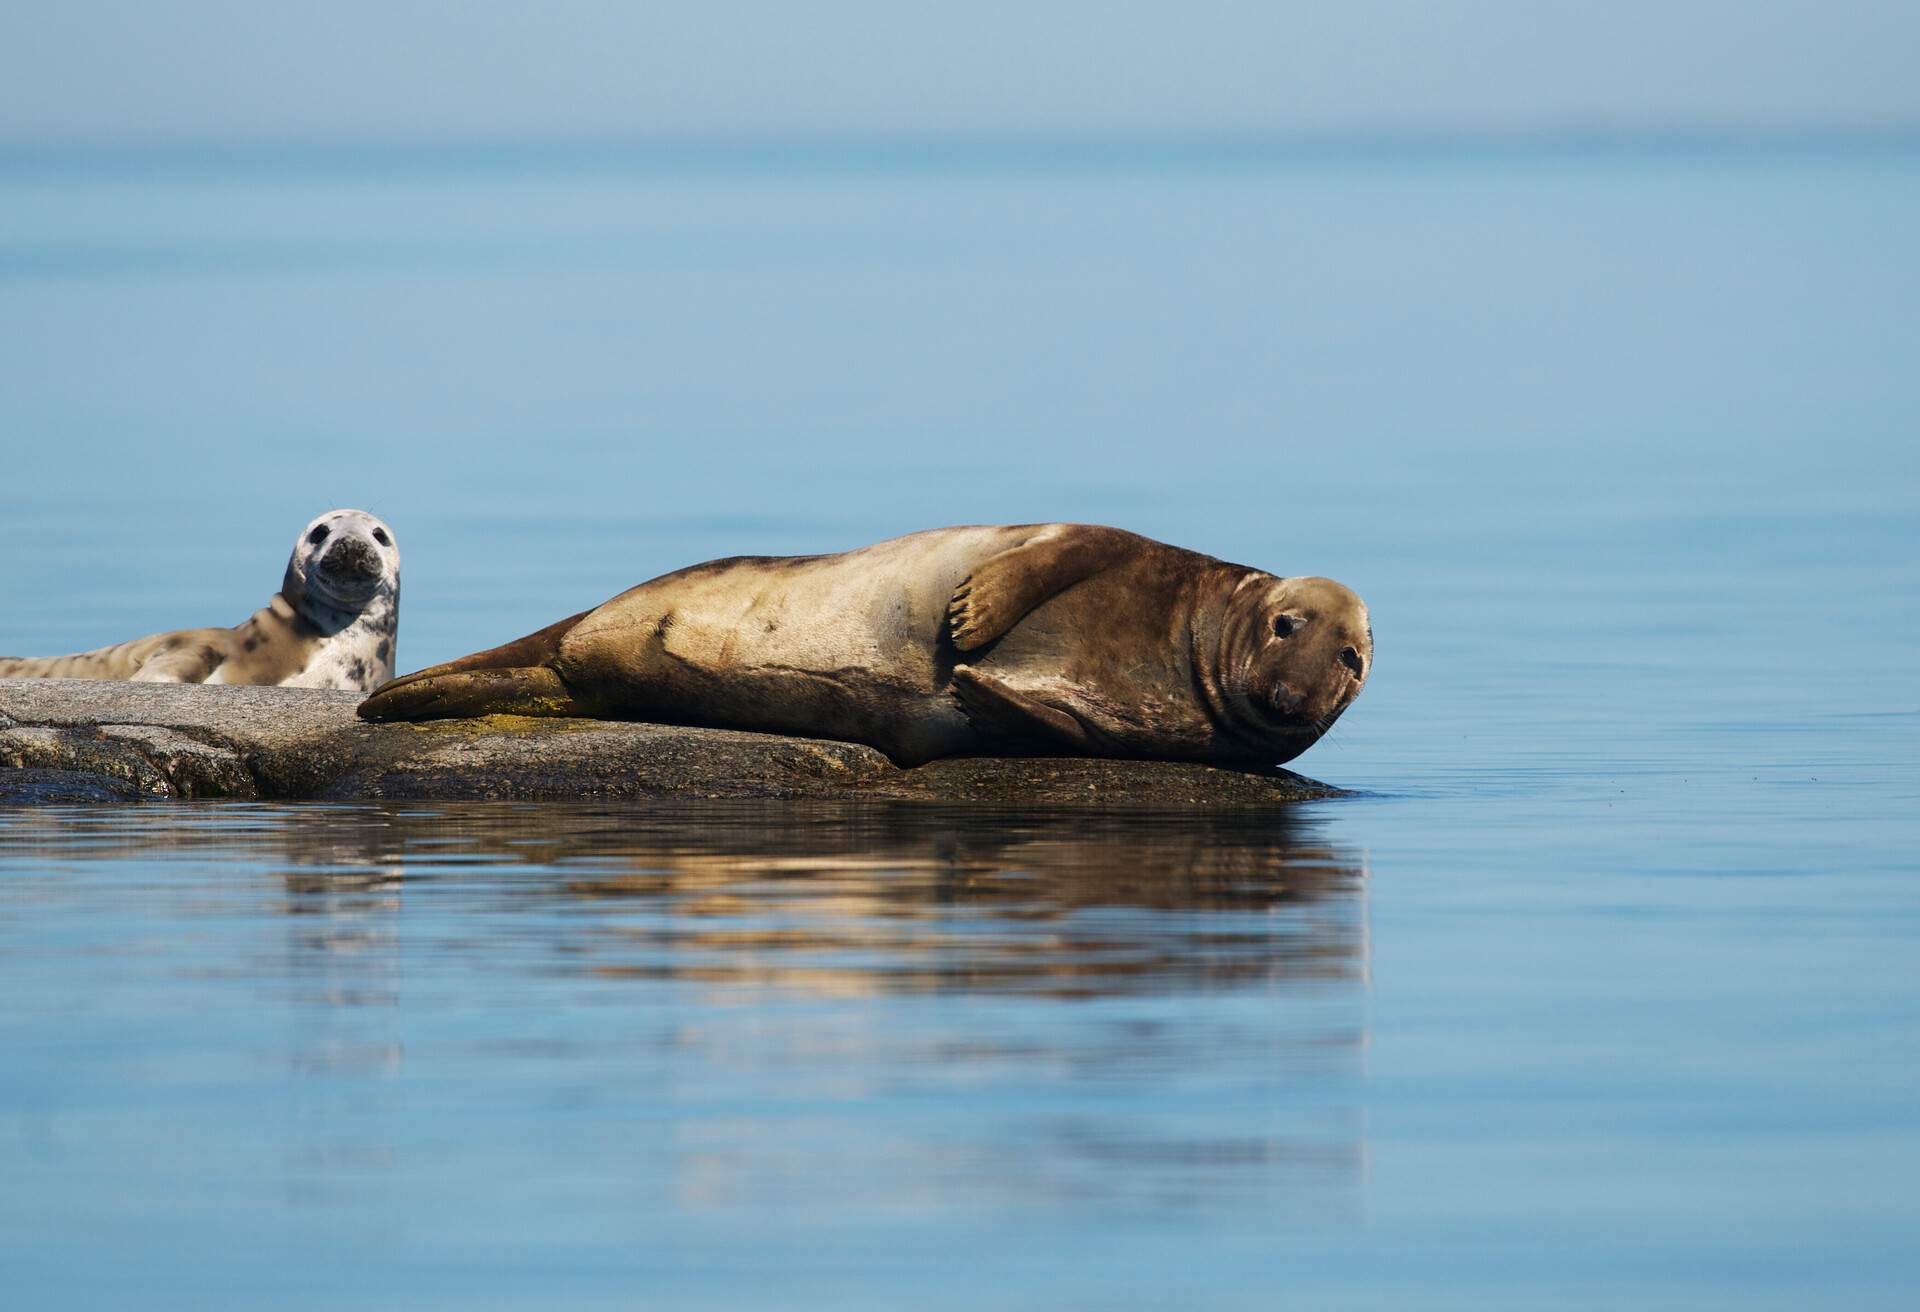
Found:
<box><xmin>283</xmin><ymin>509</ymin><xmax>402</xmax><ymax>626</ymax></box>
<box><xmin>1202</xmin><ymin>572</ymin><xmax>1371</xmax><ymax>764</ymax></box>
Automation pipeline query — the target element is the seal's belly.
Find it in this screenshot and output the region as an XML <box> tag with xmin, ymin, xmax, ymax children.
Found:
<box><xmin>561</xmin><ymin>526</ymin><xmax>1031</xmax><ymax>756</ymax></box>
<box><xmin>585</xmin><ymin>526</ymin><xmax>1023</xmax><ymax>684</ymax></box>
<box><xmin>652</xmin><ymin>562</ymin><xmax>952</xmax><ymax>723</ymax></box>
<box><xmin>681</xmin><ymin>583</ymin><xmax>919</xmax><ymax>683</ymax></box>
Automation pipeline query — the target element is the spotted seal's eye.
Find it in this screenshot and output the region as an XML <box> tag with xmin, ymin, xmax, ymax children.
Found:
<box><xmin>1272</xmin><ymin>615</ymin><xmax>1298</xmax><ymax>638</ymax></box>
<box><xmin>1340</xmin><ymin>646</ymin><xmax>1364</xmax><ymax>677</ymax></box>
<box><xmin>307</xmin><ymin>525</ymin><xmax>330</xmax><ymax>545</ymax></box>
<box><xmin>372</xmin><ymin>528</ymin><xmax>390</xmax><ymax>546</ymax></box>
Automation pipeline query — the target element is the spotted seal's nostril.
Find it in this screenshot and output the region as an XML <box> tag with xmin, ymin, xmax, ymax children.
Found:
<box><xmin>1340</xmin><ymin>646</ymin><xmax>1364</xmax><ymax>678</ymax></box>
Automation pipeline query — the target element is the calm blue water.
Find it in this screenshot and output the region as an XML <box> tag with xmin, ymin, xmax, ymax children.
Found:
<box><xmin>2</xmin><ymin>144</ymin><xmax>1917</xmax><ymax>1307</ymax></box>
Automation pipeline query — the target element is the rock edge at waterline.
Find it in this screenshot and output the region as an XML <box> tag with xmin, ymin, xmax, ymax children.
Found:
<box><xmin>0</xmin><ymin>679</ymin><xmax>1344</xmax><ymax>805</ymax></box>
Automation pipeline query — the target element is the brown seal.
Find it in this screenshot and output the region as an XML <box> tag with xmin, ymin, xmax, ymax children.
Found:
<box><xmin>0</xmin><ymin>510</ymin><xmax>401</xmax><ymax>691</ymax></box>
<box><xmin>357</xmin><ymin>523</ymin><xmax>1371</xmax><ymax>766</ymax></box>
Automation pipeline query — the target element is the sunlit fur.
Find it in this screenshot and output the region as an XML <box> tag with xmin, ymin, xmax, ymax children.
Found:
<box><xmin>359</xmin><ymin>523</ymin><xmax>1367</xmax><ymax>768</ymax></box>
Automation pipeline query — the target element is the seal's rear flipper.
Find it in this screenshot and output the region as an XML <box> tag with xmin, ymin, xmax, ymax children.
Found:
<box><xmin>357</xmin><ymin>665</ymin><xmax>586</xmax><ymax>722</ymax></box>
<box><xmin>356</xmin><ymin>609</ymin><xmax>595</xmax><ymax>720</ymax></box>
<box><xmin>422</xmin><ymin>609</ymin><xmax>593</xmax><ymax>677</ymax></box>
<box><xmin>947</xmin><ymin>525</ymin><xmax>1137</xmax><ymax>651</ymax></box>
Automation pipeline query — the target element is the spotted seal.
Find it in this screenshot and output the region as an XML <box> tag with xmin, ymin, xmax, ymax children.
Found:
<box><xmin>0</xmin><ymin>509</ymin><xmax>401</xmax><ymax>691</ymax></box>
<box><xmin>359</xmin><ymin>523</ymin><xmax>1369</xmax><ymax>767</ymax></box>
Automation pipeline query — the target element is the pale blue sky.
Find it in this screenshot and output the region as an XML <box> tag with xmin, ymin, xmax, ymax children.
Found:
<box><xmin>3</xmin><ymin>1</ymin><xmax>1917</xmax><ymax>145</ymax></box>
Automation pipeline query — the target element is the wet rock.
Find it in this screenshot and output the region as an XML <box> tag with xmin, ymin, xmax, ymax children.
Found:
<box><xmin>0</xmin><ymin>767</ymin><xmax>147</xmax><ymax>806</ymax></box>
<box><xmin>0</xmin><ymin>678</ymin><xmax>1343</xmax><ymax>806</ymax></box>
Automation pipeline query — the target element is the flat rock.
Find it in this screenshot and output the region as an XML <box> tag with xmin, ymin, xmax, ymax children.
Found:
<box><xmin>0</xmin><ymin>678</ymin><xmax>1344</xmax><ymax>806</ymax></box>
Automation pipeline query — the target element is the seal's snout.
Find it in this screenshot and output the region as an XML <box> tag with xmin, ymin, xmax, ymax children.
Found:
<box><xmin>319</xmin><ymin>535</ymin><xmax>382</xmax><ymax>583</ymax></box>
<box><xmin>1261</xmin><ymin>683</ymin><xmax>1318</xmax><ymax>731</ymax></box>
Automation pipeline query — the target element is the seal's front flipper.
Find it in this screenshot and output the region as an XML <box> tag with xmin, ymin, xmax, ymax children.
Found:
<box><xmin>131</xmin><ymin>642</ymin><xmax>226</xmax><ymax>684</ymax></box>
<box><xmin>356</xmin><ymin>665</ymin><xmax>586</xmax><ymax>722</ymax></box>
<box><xmin>950</xmin><ymin>664</ymin><xmax>1101</xmax><ymax>753</ymax></box>
<box><xmin>947</xmin><ymin>525</ymin><xmax>1136</xmax><ymax>651</ymax></box>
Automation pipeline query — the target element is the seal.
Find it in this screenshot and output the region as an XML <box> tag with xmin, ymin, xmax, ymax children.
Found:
<box><xmin>0</xmin><ymin>509</ymin><xmax>402</xmax><ymax>692</ymax></box>
<box><xmin>358</xmin><ymin>523</ymin><xmax>1368</xmax><ymax>767</ymax></box>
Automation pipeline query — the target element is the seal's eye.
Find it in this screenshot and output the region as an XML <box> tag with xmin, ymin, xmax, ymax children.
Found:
<box><xmin>1272</xmin><ymin>615</ymin><xmax>1298</xmax><ymax>638</ymax></box>
<box><xmin>307</xmin><ymin>525</ymin><xmax>330</xmax><ymax>545</ymax></box>
<box><xmin>1340</xmin><ymin>646</ymin><xmax>1364</xmax><ymax>678</ymax></box>
<box><xmin>372</xmin><ymin>528</ymin><xmax>390</xmax><ymax>546</ymax></box>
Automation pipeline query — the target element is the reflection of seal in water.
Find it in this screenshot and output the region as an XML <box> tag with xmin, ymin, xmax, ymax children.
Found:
<box><xmin>359</xmin><ymin>523</ymin><xmax>1370</xmax><ymax>766</ymax></box>
<box><xmin>0</xmin><ymin>510</ymin><xmax>401</xmax><ymax>692</ymax></box>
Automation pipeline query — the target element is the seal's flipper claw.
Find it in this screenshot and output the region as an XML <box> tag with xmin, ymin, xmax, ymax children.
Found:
<box><xmin>946</xmin><ymin>525</ymin><xmax>1134</xmax><ymax>651</ymax></box>
<box><xmin>946</xmin><ymin>579</ymin><xmax>999</xmax><ymax>651</ymax></box>
<box><xmin>950</xmin><ymin>665</ymin><xmax>1099</xmax><ymax>751</ymax></box>
<box><xmin>357</xmin><ymin>666</ymin><xmax>585</xmax><ymax>722</ymax></box>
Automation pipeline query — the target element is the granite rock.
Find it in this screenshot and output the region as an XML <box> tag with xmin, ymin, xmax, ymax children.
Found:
<box><xmin>0</xmin><ymin>679</ymin><xmax>1343</xmax><ymax>806</ymax></box>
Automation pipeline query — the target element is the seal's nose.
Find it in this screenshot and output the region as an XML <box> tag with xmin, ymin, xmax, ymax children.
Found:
<box><xmin>320</xmin><ymin>535</ymin><xmax>381</xmax><ymax>582</ymax></box>
<box><xmin>1268</xmin><ymin>685</ymin><xmax>1306</xmax><ymax>714</ymax></box>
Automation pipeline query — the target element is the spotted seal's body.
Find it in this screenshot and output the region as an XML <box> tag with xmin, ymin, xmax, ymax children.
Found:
<box><xmin>360</xmin><ymin>524</ymin><xmax>1368</xmax><ymax>767</ymax></box>
<box><xmin>0</xmin><ymin>510</ymin><xmax>401</xmax><ymax>692</ymax></box>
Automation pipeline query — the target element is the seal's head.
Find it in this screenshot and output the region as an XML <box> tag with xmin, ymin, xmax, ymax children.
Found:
<box><xmin>1205</xmin><ymin>573</ymin><xmax>1371</xmax><ymax>763</ymax></box>
<box><xmin>284</xmin><ymin>509</ymin><xmax>402</xmax><ymax>626</ymax></box>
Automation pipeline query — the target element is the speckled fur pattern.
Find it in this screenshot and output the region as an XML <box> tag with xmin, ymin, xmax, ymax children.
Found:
<box><xmin>0</xmin><ymin>509</ymin><xmax>402</xmax><ymax>692</ymax></box>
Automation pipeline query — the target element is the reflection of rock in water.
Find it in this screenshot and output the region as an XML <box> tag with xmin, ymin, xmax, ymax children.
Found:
<box><xmin>544</xmin><ymin>807</ymin><xmax>1365</xmax><ymax>999</ymax></box>
<box><xmin>0</xmin><ymin>802</ymin><xmax>1366</xmax><ymax>998</ymax></box>
<box><xmin>0</xmin><ymin>802</ymin><xmax>1368</xmax><ymax>1219</ymax></box>
<box><xmin>303</xmin><ymin>803</ymin><xmax>1360</xmax><ymax>999</ymax></box>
